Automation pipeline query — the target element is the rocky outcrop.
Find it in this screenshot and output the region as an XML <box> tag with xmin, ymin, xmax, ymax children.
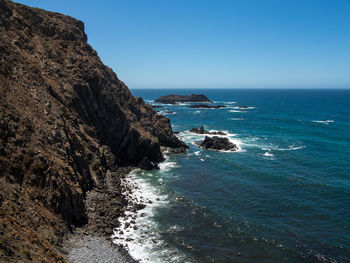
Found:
<box><xmin>187</xmin><ymin>104</ymin><xmax>226</xmax><ymax>109</ymax></box>
<box><xmin>190</xmin><ymin>126</ymin><xmax>227</xmax><ymax>135</ymax></box>
<box><xmin>0</xmin><ymin>0</ymin><xmax>186</xmax><ymax>261</ymax></box>
<box><xmin>200</xmin><ymin>136</ymin><xmax>238</xmax><ymax>151</ymax></box>
<box><xmin>155</xmin><ymin>94</ymin><xmax>211</xmax><ymax>104</ymax></box>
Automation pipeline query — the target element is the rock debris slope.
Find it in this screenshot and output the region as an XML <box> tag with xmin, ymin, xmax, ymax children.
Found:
<box><xmin>0</xmin><ymin>0</ymin><xmax>187</xmax><ymax>261</ymax></box>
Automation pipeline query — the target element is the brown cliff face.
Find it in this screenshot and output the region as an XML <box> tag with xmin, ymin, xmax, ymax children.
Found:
<box><xmin>0</xmin><ymin>0</ymin><xmax>187</xmax><ymax>261</ymax></box>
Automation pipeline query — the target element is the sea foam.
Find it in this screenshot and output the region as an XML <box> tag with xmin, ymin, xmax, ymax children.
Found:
<box><xmin>112</xmin><ymin>169</ymin><xmax>189</xmax><ymax>263</ymax></box>
<box><xmin>312</xmin><ymin>120</ymin><xmax>334</xmax><ymax>125</ymax></box>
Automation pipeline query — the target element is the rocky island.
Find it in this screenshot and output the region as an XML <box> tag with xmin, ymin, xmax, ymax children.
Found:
<box><xmin>0</xmin><ymin>0</ymin><xmax>187</xmax><ymax>262</ymax></box>
<box><xmin>154</xmin><ymin>94</ymin><xmax>212</xmax><ymax>104</ymax></box>
<box><xmin>200</xmin><ymin>136</ymin><xmax>238</xmax><ymax>151</ymax></box>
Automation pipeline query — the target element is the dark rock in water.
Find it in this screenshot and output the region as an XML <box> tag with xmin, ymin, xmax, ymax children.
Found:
<box><xmin>173</xmin><ymin>131</ymin><xmax>180</xmax><ymax>134</ymax></box>
<box><xmin>135</xmin><ymin>203</ymin><xmax>146</xmax><ymax>210</ymax></box>
<box><xmin>151</xmin><ymin>105</ymin><xmax>163</xmax><ymax>108</ymax></box>
<box><xmin>190</xmin><ymin>126</ymin><xmax>206</xmax><ymax>134</ymax></box>
<box><xmin>187</xmin><ymin>104</ymin><xmax>226</xmax><ymax>109</ymax></box>
<box><xmin>167</xmin><ymin>147</ymin><xmax>188</xmax><ymax>154</ymax></box>
<box><xmin>161</xmin><ymin>145</ymin><xmax>188</xmax><ymax>154</ymax></box>
<box><xmin>155</xmin><ymin>94</ymin><xmax>212</xmax><ymax>104</ymax></box>
<box><xmin>190</xmin><ymin>126</ymin><xmax>227</xmax><ymax>135</ymax></box>
<box><xmin>200</xmin><ymin>136</ymin><xmax>238</xmax><ymax>151</ymax></box>
<box><xmin>139</xmin><ymin>156</ymin><xmax>159</xmax><ymax>170</ymax></box>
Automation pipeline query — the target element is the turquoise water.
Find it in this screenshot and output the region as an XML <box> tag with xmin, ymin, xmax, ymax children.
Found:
<box><xmin>128</xmin><ymin>89</ymin><xmax>350</xmax><ymax>263</ymax></box>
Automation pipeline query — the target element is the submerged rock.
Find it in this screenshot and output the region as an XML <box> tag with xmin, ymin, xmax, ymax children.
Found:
<box><xmin>155</xmin><ymin>94</ymin><xmax>212</xmax><ymax>104</ymax></box>
<box><xmin>200</xmin><ymin>136</ymin><xmax>238</xmax><ymax>151</ymax></box>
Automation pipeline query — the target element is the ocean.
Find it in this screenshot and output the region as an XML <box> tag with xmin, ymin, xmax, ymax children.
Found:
<box><xmin>112</xmin><ymin>89</ymin><xmax>350</xmax><ymax>263</ymax></box>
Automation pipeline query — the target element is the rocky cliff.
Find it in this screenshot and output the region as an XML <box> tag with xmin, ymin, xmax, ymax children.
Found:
<box><xmin>0</xmin><ymin>0</ymin><xmax>187</xmax><ymax>261</ymax></box>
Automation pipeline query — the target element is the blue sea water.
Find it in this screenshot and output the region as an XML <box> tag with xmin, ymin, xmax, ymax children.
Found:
<box><xmin>119</xmin><ymin>89</ymin><xmax>350</xmax><ymax>263</ymax></box>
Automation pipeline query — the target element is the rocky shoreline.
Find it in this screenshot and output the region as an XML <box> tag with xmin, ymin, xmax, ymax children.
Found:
<box><xmin>62</xmin><ymin>167</ymin><xmax>140</xmax><ymax>263</ymax></box>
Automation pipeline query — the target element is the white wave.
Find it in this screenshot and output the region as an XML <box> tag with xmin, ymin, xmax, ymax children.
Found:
<box><xmin>217</xmin><ymin>137</ymin><xmax>243</xmax><ymax>152</ymax></box>
<box><xmin>263</xmin><ymin>151</ymin><xmax>274</xmax><ymax>158</ymax></box>
<box><xmin>194</xmin><ymin>151</ymin><xmax>201</xmax><ymax>155</ymax></box>
<box><xmin>277</xmin><ymin>145</ymin><xmax>306</xmax><ymax>151</ymax></box>
<box><xmin>230</xmin><ymin>118</ymin><xmax>244</xmax><ymax>121</ymax></box>
<box><xmin>112</xmin><ymin>170</ymin><xmax>190</xmax><ymax>263</ymax></box>
<box><xmin>194</xmin><ymin>110</ymin><xmax>201</xmax><ymax>114</ymax></box>
<box><xmin>229</xmin><ymin>110</ymin><xmax>245</xmax><ymax>113</ymax></box>
<box><xmin>207</xmin><ymin>130</ymin><xmax>237</xmax><ymax>137</ymax></box>
<box><xmin>312</xmin><ymin>120</ymin><xmax>334</xmax><ymax>125</ymax></box>
<box><xmin>200</xmin><ymin>158</ymin><xmax>205</xmax><ymax>162</ymax></box>
<box><xmin>158</xmin><ymin>160</ymin><xmax>180</xmax><ymax>170</ymax></box>
<box><xmin>232</xmin><ymin>106</ymin><xmax>255</xmax><ymax>110</ymax></box>
<box><xmin>163</xmin><ymin>111</ymin><xmax>176</xmax><ymax>115</ymax></box>
<box><xmin>176</xmin><ymin>102</ymin><xmax>191</xmax><ymax>106</ymax></box>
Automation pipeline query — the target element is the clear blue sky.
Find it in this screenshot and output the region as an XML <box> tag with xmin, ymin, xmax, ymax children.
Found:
<box><xmin>15</xmin><ymin>0</ymin><xmax>350</xmax><ymax>89</ymax></box>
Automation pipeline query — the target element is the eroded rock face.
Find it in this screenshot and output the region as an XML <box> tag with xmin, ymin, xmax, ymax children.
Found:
<box><xmin>154</xmin><ymin>94</ymin><xmax>212</xmax><ymax>104</ymax></box>
<box><xmin>0</xmin><ymin>0</ymin><xmax>186</xmax><ymax>261</ymax></box>
<box><xmin>200</xmin><ymin>136</ymin><xmax>238</xmax><ymax>151</ymax></box>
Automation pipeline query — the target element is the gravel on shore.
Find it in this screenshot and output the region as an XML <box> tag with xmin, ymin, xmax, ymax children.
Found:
<box><xmin>62</xmin><ymin>167</ymin><xmax>139</xmax><ymax>263</ymax></box>
<box><xmin>64</xmin><ymin>230</ymin><xmax>138</xmax><ymax>263</ymax></box>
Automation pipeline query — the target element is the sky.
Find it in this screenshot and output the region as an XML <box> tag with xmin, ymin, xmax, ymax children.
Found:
<box><xmin>15</xmin><ymin>0</ymin><xmax>350</xmax><ymax>89</ymax></box>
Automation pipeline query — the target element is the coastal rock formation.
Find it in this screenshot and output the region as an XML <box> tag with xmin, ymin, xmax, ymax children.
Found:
<box><xmin>0</xmin><ymin>0</ymin><xmax>187</xmax><ymax>261</ymax></box>
<box><xmin>200</xmin><ymin>136</ymin><xmax>238</xmax><ymax>151</ymax></box>
<box><xmin>190</xmin><ymin>126</ymin><xmax>227</xmax><ymax>135</ymax></box>
<box><xmin>155</xmin><ymin>94</ymin><xmax>212</xmax><ymax>104</ymax></box>
<box><xmin>187</xmin><ymin>104</ymin><xmax>226</xmax><ymax>109</ymax></box>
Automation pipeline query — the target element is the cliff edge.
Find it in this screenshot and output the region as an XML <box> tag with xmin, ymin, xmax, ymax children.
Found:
<box><xmin>0</xmin><ymin>0</ymin><xmax>186</xmax><ymax>261</ymax></box>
